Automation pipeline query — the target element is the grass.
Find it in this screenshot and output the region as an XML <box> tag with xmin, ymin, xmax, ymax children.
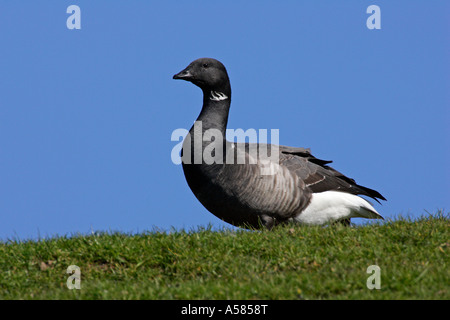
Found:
<box><xmin>0</xmin><ymin>212</ymin><xmax>448</xmax><ymax>299</ymax></box>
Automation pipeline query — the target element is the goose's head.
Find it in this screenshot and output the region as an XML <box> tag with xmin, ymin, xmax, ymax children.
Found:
<box><xmin>173</xmin><ymin>58</ymin><xmax>230</xmax><ymax>94</ymax></box>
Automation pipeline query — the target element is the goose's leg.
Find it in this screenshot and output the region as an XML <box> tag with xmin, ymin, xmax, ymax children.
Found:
<box><xmin>337</xmin><ymin>218</ymin><xmax>351</xmax><ymax>226</ymax></box>
<box><xmin>260</xmin><ymin>214</ymin><xmax>275</xmax><ymax>230</ymax></box>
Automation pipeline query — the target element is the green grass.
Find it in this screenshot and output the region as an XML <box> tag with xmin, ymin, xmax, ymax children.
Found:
<box><xmin>0</xmin><ymin>213</ymin><xmax>448</xmax><ymax>299</ymax></box>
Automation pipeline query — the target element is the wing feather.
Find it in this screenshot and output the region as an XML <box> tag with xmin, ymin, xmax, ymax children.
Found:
<box><xmin>280</xmin><ymin>145</ymin><xmax>386</xmax><ymax>203</ymax></box>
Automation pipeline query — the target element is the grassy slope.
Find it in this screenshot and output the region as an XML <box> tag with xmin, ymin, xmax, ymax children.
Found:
<box><xmin>0</xmin><ymin>214</ymin><xmax>448</xmax><ymax>299</ymax></box>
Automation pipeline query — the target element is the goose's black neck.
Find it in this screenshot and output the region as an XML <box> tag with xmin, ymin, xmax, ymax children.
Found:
<box><xmin>192</xmin><ymin>86</ymin><xmax>232</xmax><ymax>135</ymax></box>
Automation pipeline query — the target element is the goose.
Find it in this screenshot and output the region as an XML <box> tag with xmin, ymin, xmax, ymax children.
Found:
<box><xmin>173</xmin><ymin>58</ymin><xmax>386</xmax><ymax>229</ymax></box>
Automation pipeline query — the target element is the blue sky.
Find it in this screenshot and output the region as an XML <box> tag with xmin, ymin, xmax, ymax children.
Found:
<box><xmin>0</xmin><ymin>1</ymin><xmax>448</xmax><ymax>240</ymax></box>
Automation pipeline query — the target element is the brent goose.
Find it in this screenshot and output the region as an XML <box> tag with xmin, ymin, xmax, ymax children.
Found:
<box><xmin>173</xmin><ymin>58</ymin><xmax>386</xmax><ymax>229</ymax></box>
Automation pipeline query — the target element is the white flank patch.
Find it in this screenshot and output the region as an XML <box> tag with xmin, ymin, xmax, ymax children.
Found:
<box><xmin>293</xmin><ymin>191</ymin><xmax>383</xmax><ymax>225</ymax></box>
<box><xmin>210</xmin><ymin>91</ymin><xmax>228</xmax><ymax>101</ymax></box>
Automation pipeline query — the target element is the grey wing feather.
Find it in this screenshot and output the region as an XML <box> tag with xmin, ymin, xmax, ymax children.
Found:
<box><xmin>280</xmin><ymin>146</ymin><xmax>386</xmax><ymax>203</ymax></box>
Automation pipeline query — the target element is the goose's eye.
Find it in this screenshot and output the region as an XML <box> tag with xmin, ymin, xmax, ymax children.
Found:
<box><xmin>202</xmin><ymin>63</ymin><xmax>209</xmax><ymax>68</ymax></box>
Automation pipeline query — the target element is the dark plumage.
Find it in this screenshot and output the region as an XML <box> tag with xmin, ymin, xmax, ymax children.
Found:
<box><xmin>173</xmin><ymin>58</ymin><xmax>386</xmax><ymax>229</ymax></box>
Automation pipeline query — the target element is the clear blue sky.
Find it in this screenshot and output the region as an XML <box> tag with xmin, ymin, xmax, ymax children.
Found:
<box><xmin>0</xmin><ymin>1</ymin><xmax>448</xmax><ymax>240</ymax></box>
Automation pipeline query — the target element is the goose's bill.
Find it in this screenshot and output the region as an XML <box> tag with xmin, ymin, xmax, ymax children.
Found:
<box><xmin>173</xmin><ymin>68</ymin><xmax>193</xmax><ymax>80</ymax></box>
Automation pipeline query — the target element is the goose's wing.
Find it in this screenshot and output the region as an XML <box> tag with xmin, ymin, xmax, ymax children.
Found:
<box><xmin>217</xmin><ymin>142</ymin><xmax>385</xmax><ymax>224</ymax></box>
<box><xmin>217</xmin><ymin>142</ymin><xmax>310</xmax><ymax>219</ymax></box>
<box><xmin>279</xmin><ymin>145</ymin><xmax>386</xmax><ymax>203</ymax></box>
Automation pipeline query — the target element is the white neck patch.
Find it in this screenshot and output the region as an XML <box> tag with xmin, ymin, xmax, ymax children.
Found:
<box><xmin>210</xmin><ymin>91</ymin><xmax>228</xmax><ymax>101</ymax></box>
